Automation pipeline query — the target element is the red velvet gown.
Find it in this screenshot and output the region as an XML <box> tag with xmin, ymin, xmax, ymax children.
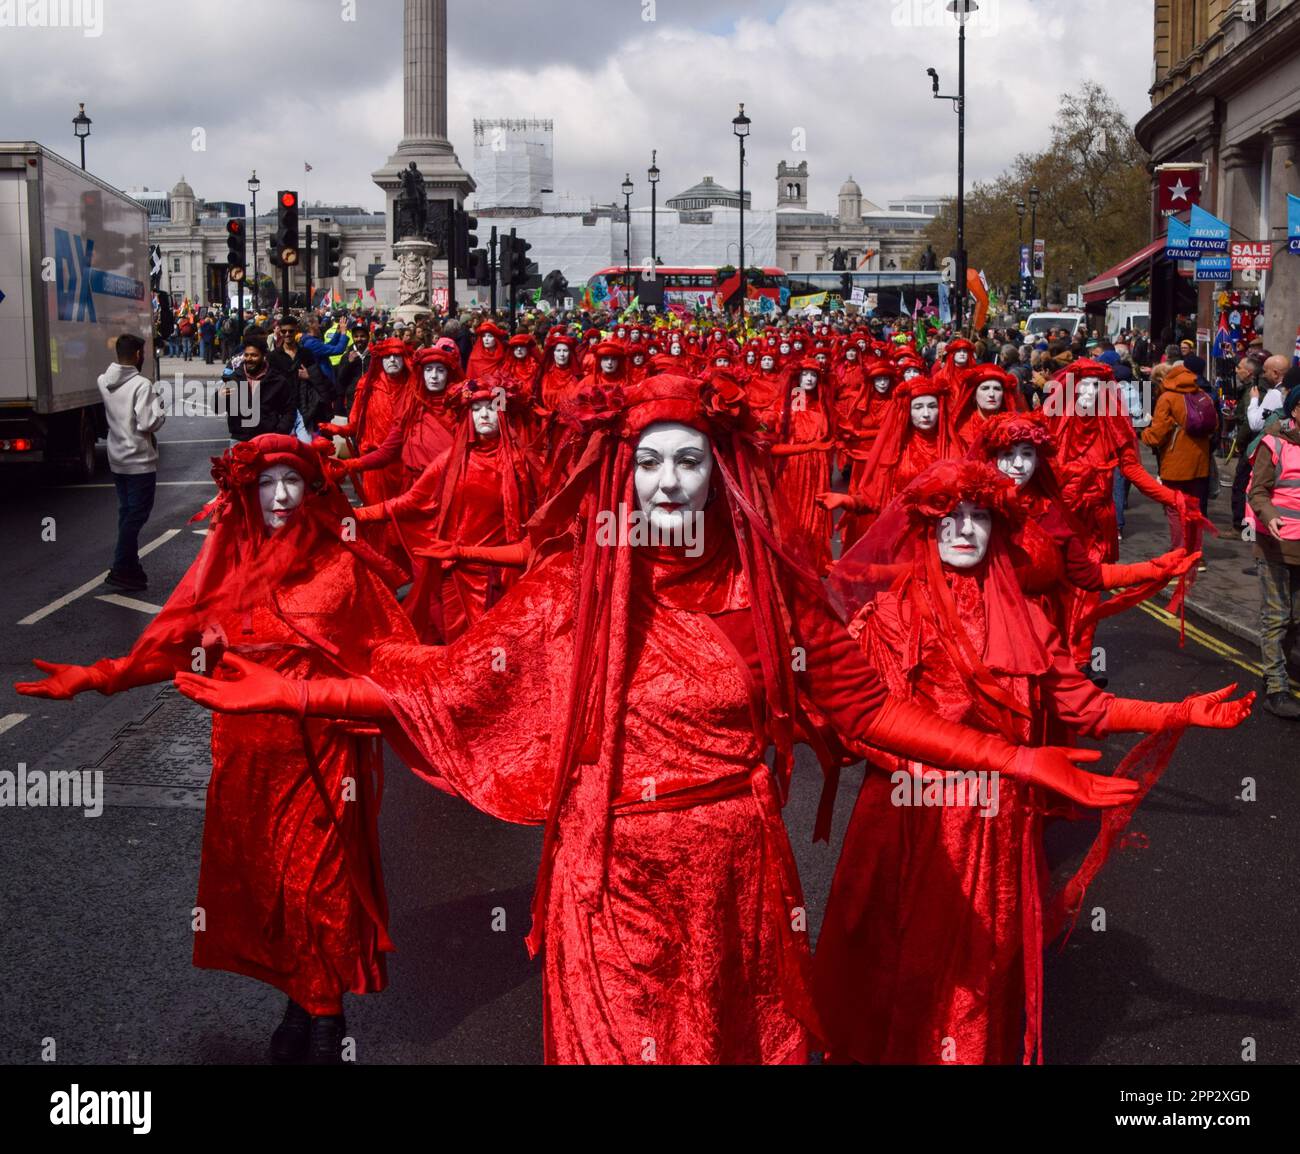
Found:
<box><xmin>367</xmin><ymin>525</ymin><xmax>891</xmax><ymax>1064</ymax></box>
<box><xmin>351</xmin><ymin>390</ymin><xmax>456</xmax><ymax>494</ymax></box>
<box><xmin>836</xmin><ymin>390</ymin><xmax>898</xmax><ymax>550</ymax></box>
<box><xmin>813</xmin><ymin>574</ymin><xmax>1112</xmax><ymax>1064</ymax></box>
<box><xmin>347</xmin><ymin>369</ymin><xmax>408</xmax><ymax>506</ymax></box>
<box><xmin>1050</xmin><ymin>415</ymin><xmax>1174</xmax><ymax>665</ymax></box>
<box><xmin>100</xmin><ymin>544</ymin><xmax>414</xmax><ymax>1016</ymax></box>
<box><xmin>364</xmin><ymin>440</ymin><xmax>528</xmax><ymax>644</ymax></box>
<box><xmin>774</xmin><ymin>388</ymin><xmax>836</xmax><ymax>572</ymax></box>
<box><xmin>466</xmin><ymin>340</ymin><xmax>506</xmax><ymax>380</ymax></box>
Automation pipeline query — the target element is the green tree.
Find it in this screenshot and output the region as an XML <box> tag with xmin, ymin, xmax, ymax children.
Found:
<box><xmin>920</xmin><ymin>81</ymin><xmax>1151</xmax><ymax>304</ymax></box>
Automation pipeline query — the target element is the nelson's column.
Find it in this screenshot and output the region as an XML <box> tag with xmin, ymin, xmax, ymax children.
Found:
<box><xmin>371</xmin><ymin>0</ymin><xmax>475</xmax><ymax>309</ymax></box>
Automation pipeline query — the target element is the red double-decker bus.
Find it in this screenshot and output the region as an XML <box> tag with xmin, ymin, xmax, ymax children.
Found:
<box><xmin>587</xmin><ymin>265</ymin><xmax>786</xmax><ymax>312</ymax></box>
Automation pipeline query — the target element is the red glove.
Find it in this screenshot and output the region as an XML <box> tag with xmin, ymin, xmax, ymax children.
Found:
<box><xmin>1099</xmin><ymin>548</ymin><xmax>1199</xmax><ymax>588</ymax></box>
<box><xmin>1101</xmin><ymin>683</ymin><xmax>1255</xmax><ymax>734</ymax></box>
<box><xmin>320</xmin><ymin>421</ymin><xmax>354</xmax><ymax>438</ymax></box>
<box><xmin>817</xmin><ymin>491</ymin><xmax>861</xmax><ymax>512</ymax></box>
<box><xmin>859</xmin><ymin>697</ymin><xmax>1138</xmax><ymax>808</ymax></box>
<box><xmin>16</xmin><ymin>659</ymin><xmax>110</xmax><ymax>699</ymax></box>
<box><xmin>174</xmin><ymin>653</ymin><xmax>390</xmax><ymax>720</ymax></box>
<box><xmin>354</xmin><ymin>502</ymin><xmax>387</xmax><ymax>524</ymax></box>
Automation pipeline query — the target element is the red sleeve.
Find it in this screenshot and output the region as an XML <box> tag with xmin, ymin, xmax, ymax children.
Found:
<box><xmin>384</xmin><ymin>451</ymin><xmax>449</xmax><ymax>520</ymax></box>
<box><xmin>1117</xmin><ymin>436</ymin><xmax>1176</xmax><ymax>505</ymax></box>
<box><xmin>1034</xmin><ymin>608</ymin><xmax>1112</xmax><ymax>735</ymax></box>
<box><xmin>352</xmin><ymin>418</ymin><xmax>403</xmax><ymax>472</ymax></box>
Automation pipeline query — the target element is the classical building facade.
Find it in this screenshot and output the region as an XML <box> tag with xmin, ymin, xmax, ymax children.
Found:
<box><xmin>1135</xmin><ymin>0</ymin><xmax>1300</xmax><ymax>347</ymax></box>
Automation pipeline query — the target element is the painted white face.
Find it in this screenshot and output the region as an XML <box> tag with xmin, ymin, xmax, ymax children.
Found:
<box><xmin>996</xmin><ymin>440</ymin><xmax>1038</xmax><ymax>488</ymax></box>
<box><xmin>799</xmin><ymin>370</ymin><xmax>819</xmax><ymax>390</ymax></box>
<box><xmin>481</xmin><ymin>334</ymin><xmax>497</xmax><ymax>350</ymax></box>
<box><xmin>600</xmin><ymin>356</ymin><xmax>619</xmax><ymax>375</ymax></box>
<box><xmin>1075</xmin><ymin>377</ymin><xmax>1100</xmax><ymax>414</ymax></box>
<box><xmin>938</xmin><ymin>501</ymin><xmax>993</xmax><ymax>569</ymax></box>
<box><xmin>382</xmin><ymin>355</ymin><xmax>405</xmax><ymax>376</ymax></box>
<box><xmin>857</xmin><ymin>339</ymin><xmax>868</xmax><ymax>351</ymax></box>
<box><xmin>634</xmin><ymin>421</ymin><xmax>713</xmax><ymax>535</ymax></box>
<box><xmin>633</xmin><ymin>354</ymin><xmax>646</xmax><ymax>366</ymax></box>
<box><xmin>761</xmin><ymin>355</ymin><xmax>775</xmax><ymax>371</ymax></box>
<box><xmin>872</xmin><ymin>375</ymin><xmax>893</xmax><ymax>396</ymax></box>
<box><xmin>670</xmin><ymin>342</ymin><xmax>682</xmax><ymax>356</ymax></box>
<box><xmin>910</xmin><ymin>395</ymin><xmax>940</xmax><ymax>432</ymax></box>
<box><xmin>470</xmin><ymin>398</ymin><xmax>501</xmax><ymax>439</ymax></box>
<box><xmin>715</xmin><ymin>357</ymin><xmax>730</xmax><ymax>368</ymax></box>
<box><xmin>975</xmin><ymin>378</ymin><xmax>1004</xmax><ymax>413</ymax></box>
<box><xmin>953</xmin><ymin>350</ymin><xmax>970</xmax><ymax>367</ymax></box>
<box><xmin>779</xmin><ymin>342</ymin><xmax>791</xmax><ymax>356</ymax></box>
<box><xmin>845</xmin><ymin>349</ymin><xmax>858</xmax><ymax>362</ymax></box>
<box><xmin>513</xmin><ymin>345</ymin><xmax>529</xmax><ymax>360</ymax></box>
<box><xmin>903</xmin><ymin>367</ymin><xmax>923</xmax><ymax>382</ymax></box>
<box><xmin>423</xmin><ymin>363</ymin><xmax>449</xmax><ymax>392</ymax></box>
<box><xmin>554</xmin><ymin>345</ymin><xmax>571</xmax><ymax>367</ymax></box>
<box><xmin>258</xmin><ymin>465</ymin><xmax>306</xmax><ymax>532</ymax></box>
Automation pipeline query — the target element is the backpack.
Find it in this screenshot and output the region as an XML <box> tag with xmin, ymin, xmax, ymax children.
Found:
<box><xmin>1181</xmin><ymin>389</ymin><xmax>1217</xmax><ymax>438</ymax></box>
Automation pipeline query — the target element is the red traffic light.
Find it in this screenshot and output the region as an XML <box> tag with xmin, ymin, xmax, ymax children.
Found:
<box><xmin>280</xmin><ymin>192</ymin><xmax>297</xmax><ymax>208</ymax></box>
<box><xmin>227</xmin><ymin>220</ymin><xmax>243</xmax><ymax>235</ymax></box>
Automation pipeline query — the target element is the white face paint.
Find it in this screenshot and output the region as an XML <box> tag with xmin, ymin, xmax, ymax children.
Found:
<box><xmin>975</xmin><ymin>379</ymin><xmax>1004</xmax><ymax>413</ymax></box>
<box><xmin>761</xmin><ymin>355</ymin><xmax>775</xmax><ymax>371</ymax></box>
<box><xmin>670</xmin><ymin>342</ymin><xmax>682</xmax><ymax>356</ymax></box>
<box><xmin>554</xmin><ymin>345</ymin><xmax>571</xmax><ymax>367</ymax></box>
<box><xmin>799</xmin><ymin>370</ymin><xmax>819</xmax><ymax>390</ymax></box>
<box><xmin>872</xmin><ymin>375</ymin><xmax>893</xmax><ymax>396</ymax></box>
<box><xmin>633</xmin><ymin>354</ymin><xmax>646</xmax><ymax>365</ymax></box>
<box><xmin>779</xmin><ymin>342</ymin><xmax>791</xmax><ymax>356</ymax></box>
<box><xmin>513</xmin><ymin>345</ymin><xmax>529</xmax><ymax>360</ymax></box>
<box><xmin>258</xmin><ymin>465</ymin><xmax>306</xmax><ymax>533</ymax></box>
<box><xmin>600</xmin><ymin>356</ymin><xmax>619</xmax><ymax>375</ymax></box>
<box><xmin>845</xmin><ymin>349</ymin><xmax>858</xmax><ymax>362</ymax></box>
<box><xmin>910</xmin><ymin>395</ymin><xmax>940</xmax><ymax>432</ymax></box>
<box><xmin>938</xmin><ymin>501</ymin><xmax>993</xmax><ymax>568</ymax></box>
<box><xmin>996</xmin><ymin>441</ymin><xmax>1038</xmax><ymax>488</ymax></box>
<box><xmin>715</xmin><ymin>357</ymin><xmax>730</xmax><ymax>368</ymax></box>
<box><xmin>1075</xmin><ymin>377</ymin><xmax>1100</xmax><ymax>414</ymax></box>
<box><xmin>903</xmin><ymin>367</ymin><xmax>923</xmax><ymax>382</ymax></box>
<box><xmin>481</xmin><ymin>334</ymin><xmax>497</xmax><ymax>350</ymax></box>
<box><xmin>423</xmin><ymin>363</ymin><xmax>449</xmax><ymax>392</ymax></box>
<box><xmin>634</xmin><ymin>422</ymin><xmax>713</xmax><ymax>535</ymax></box>
<box><xmin>470</xmin><ymin>398</ymin><xmax>501</xmax><ymax>439</ymax></box>
<box><xmin>857</xmin><ymin>339</ymin><xmax>868</xmax><ymax>351</ymax></box>
<box><xmin>953</xmin><ymin>350</ymin><xmax>970</xmax><ymax>367</ymax></box>
<box><xmin>383</xmin><ymin>355</ymin><xmax>405</xmax><ymax>376</ymax></box>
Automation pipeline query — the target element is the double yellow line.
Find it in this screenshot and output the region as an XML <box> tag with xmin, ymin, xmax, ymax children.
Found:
<box><xmin>1137</xmin><ymin>600</ymin><xmax>1300</xmax><ymax>692</ymax></box>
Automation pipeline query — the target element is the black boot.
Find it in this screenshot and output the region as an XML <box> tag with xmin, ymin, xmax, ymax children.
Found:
<box><xmin>269</xmin><ymin>998</ymin><xmax>312</xmax><ymax>1065</ymax></box>
<box><xmin>306</xmin><ymin>1013</ymin><xmax>348</xmax><ymax>1065</ymax></box>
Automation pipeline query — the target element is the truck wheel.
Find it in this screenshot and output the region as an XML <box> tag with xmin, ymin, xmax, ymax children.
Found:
<box><xmin>70</xmin><ymin>413</ymin><xmax>98</xmax><ymax>482</ymax></box>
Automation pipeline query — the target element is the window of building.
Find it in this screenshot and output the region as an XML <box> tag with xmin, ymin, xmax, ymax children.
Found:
<box><xmin>789</xmin><ymin>254</ymin><xmax>799</xmax><ymax>270</ymax></box>
<box><xmin>172</xmin><ymin>257</ymin><xmax>181</xmax><ymax>273</ymax></box>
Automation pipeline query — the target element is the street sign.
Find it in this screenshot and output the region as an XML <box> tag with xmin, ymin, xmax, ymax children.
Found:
<box><xmin>1230</xmin><ymin>242</ymin><xmax>1272</xmax><ymax>271</ymax></box>
<box><xmin>1188</xmin><ymin>204</ymin><xmax>1230</xmax><ymax>254</ymax></box>
<box><xmin>1289</xmin><ymin>194</ymin><xmax>1300</xmax><ymax>255</ymax></box>
<box><xmin>1194</xmin><ymin>255</ymin><xmax>1232</xmax><ymax>282</ymax></box>
<box><xmin>1157</xmin><ymin>166</ymin><xmax>1202</xmax><ymax>215</ymax></box>
<box><xmin>1166</xmin><ymin>217</ymin><xmax>1201</xmax><ymax>261</ymax></box>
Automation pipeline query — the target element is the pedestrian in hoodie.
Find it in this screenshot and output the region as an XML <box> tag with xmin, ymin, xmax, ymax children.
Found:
<box><xmin>1143</xmin><ymin>361</ymin><xmax>1215</xmax><ymax>566</ymax></box>
<box><xmin>97</xmin><ymin>334</ymin><xmax>165</xmax><ymax>592</ymax></box>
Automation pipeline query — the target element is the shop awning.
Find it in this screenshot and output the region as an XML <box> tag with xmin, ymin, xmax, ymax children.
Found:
<box><xmin>1082</xmin><ymin>238</ymin><xmax>1166</xmax><ymax>305</ymax></box>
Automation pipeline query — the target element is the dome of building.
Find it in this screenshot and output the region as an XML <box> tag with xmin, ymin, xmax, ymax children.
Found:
<box><xmin>170</xmin><ymin>177</ymin><xmax>195</xmax><ymax>200</ymax></box>
<box><xmin>839</xmin><ymin>175</ymin><xmax>862</xmax><ymax>197</ymax></box>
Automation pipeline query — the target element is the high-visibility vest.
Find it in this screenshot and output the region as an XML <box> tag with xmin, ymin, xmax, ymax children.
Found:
<box><xmin>1246</xmin><ymin>429</ymin><xmax>1300</xmax><ymax>541</ymax></box>
<box><xmin>324</xmin><ymin>324</ymin><xmax>353</xmax><ymax>369</ymax></box>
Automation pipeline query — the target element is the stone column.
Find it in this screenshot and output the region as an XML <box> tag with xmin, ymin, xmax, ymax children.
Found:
<box><xmin>1221</xmin><ymin>143</ymin><xmax>1262</xmax><ymax>288</ymax></box>
<box><xmin>402</xmin><ymin>0</ymin><xmax>449</xmax><ymax>151</ymax></box>
<box><xmin>1265</xmin><ymin>120</ymin><xmax>1300</xmax><ymax>355</ymax></box>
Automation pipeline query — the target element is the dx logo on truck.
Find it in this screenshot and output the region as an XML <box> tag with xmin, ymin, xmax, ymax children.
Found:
<box><xmin>54</xmin><ymin>228</ymin><xmax>97</xmax><ymax>324</ymax></box>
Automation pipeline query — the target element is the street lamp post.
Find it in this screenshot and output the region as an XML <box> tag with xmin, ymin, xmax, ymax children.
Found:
<box><xmin>1029</xmin><ymin>184</ymin><xmax>1040</xmax><ymax>307</ymax></box>
<box><xmin>1015</xmin><ymin>197</ymin><xmax>1026</xmax><ymax>302</ymax></box>
<box><xmin>248</xmin><ymin>170</ymin><xmax>261</xmax><ymax>307</ymax></box>
<box><xmin>648</xmin><ymin>151</ymin><xmax>661</xmax><ymax>268</ymax></box>
<box><xmin>732</xmin><ymin>103</ymin><xmax>751</xmax><ymax>319</ymax></box>
<box><xmin>621</xmin><ymin>173</ymin><xmax>634</xmax><ymax>295</ymax></box>
<box><xmin>72</xmin><ymin>103</ymin><xmax>92</xmax><ymax>171</ymax></box>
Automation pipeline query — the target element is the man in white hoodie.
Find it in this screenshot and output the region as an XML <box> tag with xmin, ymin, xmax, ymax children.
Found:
<box><xmin>97</xmin><ymin>334</ymin><xmax>165</xmax><ymax>591</ymax></box>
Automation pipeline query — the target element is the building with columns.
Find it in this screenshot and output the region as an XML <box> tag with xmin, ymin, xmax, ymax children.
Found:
<box><xmin>1135</xmin><ymin>0</ymin><xmax>1300</xmax><ymax>349</ymax></box>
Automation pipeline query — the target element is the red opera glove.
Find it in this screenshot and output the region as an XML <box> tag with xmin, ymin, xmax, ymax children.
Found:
<box><xmin>175</xmin><ymin>653</ymin><xmax>391</xmax><ymax>720</ymax></box>
<box><xmin>817</xmin><ymin>491</ymin><xmax>861</xmax><ymax>512</ymax></box>
<box><xmin>324</xmin><ymin>456</ymin><xmax>360</xmax><ymax>480</ymax></box>
<box><xmin>354</xmin><ymin>502</ymin><xmax>388</xmax><ymax>524</ymax></box>
<box><xmin>16</xmin><ymin>659</ymin><xmax>111</xmax><ymax>699</ymax></box>
<box><xmin>1101</xmin><ymin>683</ymin><xmax>1255</xmax><ymax>734</ymax></box>
<box><xmin>860</xmin><ymin>697</ymin><xmax>1139</xmax><ymax>808</ymax></box>
<box><xmin>772</xmin><ymin>440</ymin><xmax>834</xmax><ymax>457</ymax></box>
<box><xmin>321</xmin><ymin>421</ymin><xmax>354</xmax><ymax>438</ymax></box>
<box><xmin>426</xmin><ymin>541</ymin><xmax>531</xmax><ymax>567</ymax></box>
<box><xmin>1099</xmin><ymin>548</ymin><xmax>1199</xmax><ymax>588</ymax></box>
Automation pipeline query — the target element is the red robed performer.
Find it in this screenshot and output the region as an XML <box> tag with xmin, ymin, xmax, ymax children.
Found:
<box><xmin>17</xmin><ymin>436</ymin><xmax>416</xmax><ymax>1064</ymax></box>
<box><xmin>818</xmin><ymin>460</ymin><xmax>1252</xmax><ymax>1065</ymax></box>
<box><xmin>175</xmin><ymin>376</ymin><xmax>1134</xmax><ymax>1066</ymax></box>
<box><xmin>355</xmin><ymin>375</ymin><xmax>538</xmax><ymax>644</ymax></box>
<box><xmin>466</xmin><ymin>319</ymin><xmax>509</xmax><ymax>378</ymax></box>
<box><xmin>771</xmin><ymin>359</ymin><xmax>838</xmax><ymax>573</ymax></box>
<box><xmin>951</xmin><ymin>364</ymin><xmax>1024</xmax><ymax>450</ymax></box>
<box><xmin>325</xmin><ymin>337</ymin><xmax>412</xmax><ymax>506</ymax></box>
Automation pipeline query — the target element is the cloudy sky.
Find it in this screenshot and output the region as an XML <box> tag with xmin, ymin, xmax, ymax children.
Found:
<box><xmin>3</xmin><ymin>0</ymin><xmax>1155</xmax><ymax>214</ymax></box>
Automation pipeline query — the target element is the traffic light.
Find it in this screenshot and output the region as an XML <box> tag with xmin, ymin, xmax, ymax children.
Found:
<box><xmin>318</xmin><ymin>233</ymin><xmax>343</xmax><ymax>279</ymax></box>
<box><xmin>270</xmin><ymin>190</ymin><xmax>300</xmax><ymax>268</ymax></box>
<box><xmin>839</xmin><ymin>272</ymin><xmax>852</xmax><ymax>301</ymax></box>
<box><xmin>226</xmin><ymin>218</ymin><xmax>247</xmax><ymax>282</ymax></box>
<box><xmin>468</xmin><ymin>249</ymin><xmax>490</xmax><ymax>285</ymax></box>
<box><xmin>453</xmin><ymin>209</ymin><xmax>478</xmax><ymax>271</ymax></box>
<box><xmin>509</xmin><ymin>235</ymin><xmax>533</xmax><ymax>285</ymax></box>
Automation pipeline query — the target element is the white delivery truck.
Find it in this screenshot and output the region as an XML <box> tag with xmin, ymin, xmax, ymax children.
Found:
<box><xmin>0</xmin><ymin>142</ymin><xmax>153</xmax><ymax>479</ymax></box>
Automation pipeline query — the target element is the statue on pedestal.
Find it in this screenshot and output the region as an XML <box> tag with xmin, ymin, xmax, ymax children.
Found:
<box><xmin>395</xmin><ymin>162</ymin><xmax>429</xmax><ymax>241</ymax></box>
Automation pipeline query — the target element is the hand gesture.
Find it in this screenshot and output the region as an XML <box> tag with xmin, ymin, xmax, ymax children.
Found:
<box><xmin>15</xmin><ymin>659</ymin><xmax>100</xmax><ymax>700</ymax></box>
<box><xmin>1013</xmin><ymin>745</ymin><xmax>1140</xmax><ymax>808</ymax></box>
<box><xmin>1185</xmin><ymin>683</ymin><xmax>1255</xmax><ymax>729</ymax></box>
<box><xmin>817</xmin><ymin>491</ymin><xmax>855</xmax><ymax>512</ymax></box>
<box><xmin>174</xmin><ymin>653</ymin><xmax>297</xmax><ymax>715</ymax></box>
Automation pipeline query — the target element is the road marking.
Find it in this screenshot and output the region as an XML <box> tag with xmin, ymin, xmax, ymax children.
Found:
<box><xmin>63</xmin><ymin>481</ymin><xmax>216</xmax><ymax>490</ymax></box>
<box><xmin>1138</xmin><ymin>601</ymin><xmax>1300</xmax><ymax>691</ymax></box>
<box><xmin>17</xmin><ymin>529</ymin><xmax>182</xmax><ymax>626</ymax></box>
<box><xmin>97</xmin><ymin>594</ymin><xmax>164</xmax><ymax>616</ymax></box>
<box><xmin>0</xmin><ymin>713</ymin><xmax>29</xmax><ymax>736</ymax></box>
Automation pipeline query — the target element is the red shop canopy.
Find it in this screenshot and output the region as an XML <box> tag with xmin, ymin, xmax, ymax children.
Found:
<box><xmin>1082</xmin><ymin>238</ymin><xmax>1167</xmax><ymax>305</ymax></box>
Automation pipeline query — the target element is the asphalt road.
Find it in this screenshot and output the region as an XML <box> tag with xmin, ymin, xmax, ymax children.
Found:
<box><xmin>0</xmin><ymin>406</ymin><xmax>1295</xmax><ymax>1065</ymax></box>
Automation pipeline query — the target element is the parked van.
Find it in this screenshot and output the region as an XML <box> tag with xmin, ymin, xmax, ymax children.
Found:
<box><xmin>1105</xmin><ymin>300</ymin><xmax>1150</xmax><ymax>341</ymax></box>
<box><xmin>1023</xmin><ymin>311</ymin><xmax>1087</xmax><ymax>341</ymax></box>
